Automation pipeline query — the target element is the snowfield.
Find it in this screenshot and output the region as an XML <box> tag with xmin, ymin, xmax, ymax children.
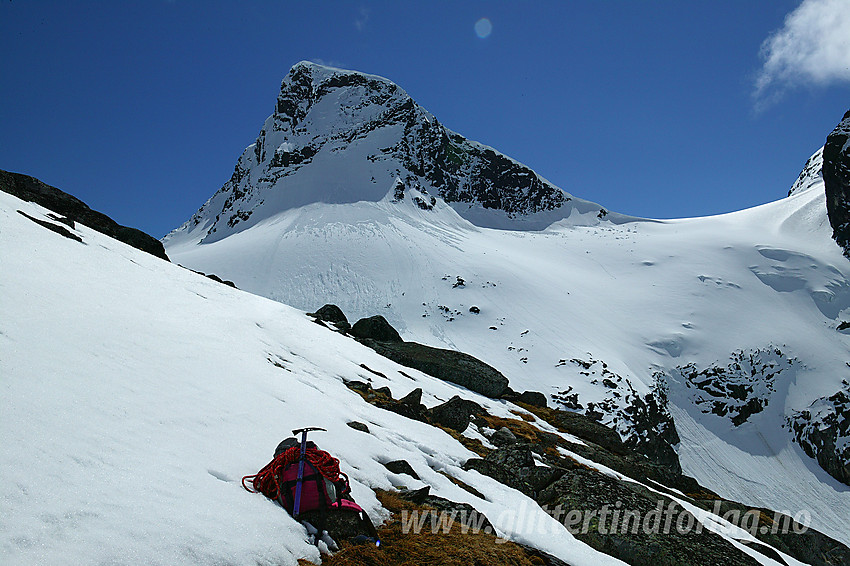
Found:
<box><xmin>166</xmin><ymin>167</ymin><xmax>850</xmax><ymax>548</ymax></box>
<box><xmin>1</xmin><ymin>190</ymin><xmax>637</xmax><ymax>565</ymax></box>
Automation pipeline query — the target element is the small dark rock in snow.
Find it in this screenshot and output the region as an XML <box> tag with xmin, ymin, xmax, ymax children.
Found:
<box><xmin>346</xmin><ymin>421</ymin><xmax>370</xmax><ymax>433</ymax></box>
<box><xmin>204</xmin><ymin>273</ymin><xmax>237</xmax><ymax>288</ymax></box>
<box><xmin>17</xmin><ymin>210</ymin><xmax>83</xmax><ymax>243</ymax></box>
<box><xmin>383</xmin><ymin>459</ymin><xmax>420</xmax><ymax>479</ymax></box>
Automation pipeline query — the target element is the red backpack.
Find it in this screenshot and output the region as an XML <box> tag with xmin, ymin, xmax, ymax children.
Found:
<box><xmin>242</xmin><ymin>440</ymin><xmax>362</xmax><ymax>516</ymax></box>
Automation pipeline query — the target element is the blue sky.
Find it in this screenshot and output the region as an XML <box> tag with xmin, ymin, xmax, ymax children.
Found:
<box><xmin>2</xmin><ymin>1</ymin><xmax>849</xmax><ymax>238</ymax></box>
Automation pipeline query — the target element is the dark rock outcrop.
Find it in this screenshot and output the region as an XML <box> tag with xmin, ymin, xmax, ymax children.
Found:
<box><xmin>701</xmin><ymin>499</ymin><xmax>850</xmax><ymax>566</ymax></box>
<box><xmin>345</xmin><ymin>380</ymin><xmax>429</xmax><ymax>423</ymax></box>
<box><xmin>317</xmin><ymin>306</ymin><xmax>510</xmax><ymax>398</ymax></box>
<box><xmin>499</xmin><ymin>386</ymin><xmax>521</xmax><ymax>402</ymax></box>
<box><xmin>823</xmin><ymin>109</ymin><xmax>850</xmax><ymax>256</ymax></box>
<box><xmin>351</xmin><ymin>315</ymin><xmax>402</xmax><ymax>342</ymax></box>
<box><xmin>463</xmin><ymin>444</ymin><xmax>565</xmax><ymax>499</ymax></box>
<box><xmin>1</xmin><ymin>169</ymin><xmax>169</xmax><ymax>260</ymax></box>
<box><xmin>517</xmin><ymin>390</ymin><xmax>548</xmax><ymax>408</ymax></box>
<box><xmin>788</xmin><ymin>147</ymin><xmax>824</xmax><ymax>196</ymax></box>
<box><xmin>183</xmin><ymin>267</ymin><xmax>238</xmax><ymax>288</ymax></box>
<box><xmin>520</xmin><ymin>404</ymin><xmax>693</xmax><ymax>493</ymax></box>
<box><xmin>554</xmin><ymin>356</ymin><xmax>681</xmax><ymax>473</ymax></box>
<box><xmin>670</xmin><ymin>348</ymin><xmax>796</xmax><ymax>427</ymax></box>
<box><xmin>490</xmin><ymin>426</ymin><xmax>518</xmax><ymax>446</ymax></box>
<box><xmin>395</xmin><ymin>486</ymin><xmax>495</xmax><ymax>534</ymax></box>
<box><xmin>537</xmin><ymin>458</ymin><xmax>762</xmax><ymax>566</ymax></box>
<box><xmin>297</xmin><ymin>507</ymin><xmax>377</xmax><ymax>542</ymax></box>
<box><xmin>202</xmin><ymin>273</ymin><xmax>237</xmax><ymax>288</ymax></box>
<box><xmin>360</xmin><ymin>339</ymin><xmax>509</xmax><ymax>398</ymax></box>
<box><xmin>348</xmin><ymin>375</ymin><xmax>849</xmax><ymax>565</ymax></box>
<box><xmin>428</xmin><ymin>395</ymin><xmax>483</xmax><ymax>432</ymax></box>
<box><xmin>398</xmin><ymin>387</ymin><xmax>423</xmax><ymax>407</ymax></box>
<box><xmin>311</xmin><ymin>304</ymin><xmax>351</xmax><ymax>333</ymax></box>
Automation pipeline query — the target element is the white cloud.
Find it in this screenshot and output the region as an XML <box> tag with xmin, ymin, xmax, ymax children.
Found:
<box><xmin>754</xmin><ymin>0</ymin><xmax>850</xmax><ymax>104</ymax></box>
<box><xmin>354</xmin><ymin>6</ymin><xmax>369</xmax><ymax>31</ymax></box>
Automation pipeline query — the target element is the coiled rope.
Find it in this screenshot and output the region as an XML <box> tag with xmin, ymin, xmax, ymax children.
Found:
<box><xmin>242</xmin><ymin>446</ymin><xmax>341</xmax><ymax>499</ymax></box>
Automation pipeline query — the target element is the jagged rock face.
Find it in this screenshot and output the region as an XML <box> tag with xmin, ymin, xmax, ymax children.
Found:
<box><xmin>823</xmin><ymin>109</ymin><xmax>850</xmax><ymax>256</ymax></box>
<box><xmin>668</xmin><ymin>347</ymin><xmax>797</xmax><ymax>427</ymax></box>
<box><xmin>174</xmin><ymin>61</ymin><xmax>608</xmax><ymax>244</ymax></box>
<box><xmin>553</xmin><ymin>356</ymin><xmax>681</xmax><ymax>473</ymax></box>
<box><xmin>788</xmin><ymin>380</ymin><xmax>850</xmax><ymax>486</ymax></box>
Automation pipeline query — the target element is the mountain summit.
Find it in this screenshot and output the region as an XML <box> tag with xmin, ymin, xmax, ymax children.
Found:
<box><xmin>167</xmin><ymin>61</ymin><xmax>622</xmax><ymax>245</ymax></box>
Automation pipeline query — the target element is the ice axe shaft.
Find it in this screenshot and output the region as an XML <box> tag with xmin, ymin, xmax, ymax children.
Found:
<box><xmin>292</xmin><ymin>427</ymin><xmax>326</xmax><ymax>519</ymax></box>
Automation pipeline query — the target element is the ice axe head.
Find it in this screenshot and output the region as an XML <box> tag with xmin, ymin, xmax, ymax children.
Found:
<box><xmin>292</xmin><ymin>427</ymin><xmax>326</xmax><ymax>436</ymax></box>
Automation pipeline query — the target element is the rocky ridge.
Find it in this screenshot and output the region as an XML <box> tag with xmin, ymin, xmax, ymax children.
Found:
<box><xmin>0</xmin><ymin>169</ymin><xmax>169</xmax><ymax>260</ymax></box>
<box><xmin>823</xmin><ymin>109</ymin><xmax>850</xmax><ymax>256</ymax></box>
<box><xmin>340</xmin><ymin>338</ymin><xmax>850</xmax><ymax>566</ymax></box>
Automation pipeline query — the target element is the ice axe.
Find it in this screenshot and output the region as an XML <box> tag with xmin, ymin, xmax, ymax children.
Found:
<box><xmin>292</xmin><ymin>427</ymin><xmax>326</xmax><ymax>520</ymax></box>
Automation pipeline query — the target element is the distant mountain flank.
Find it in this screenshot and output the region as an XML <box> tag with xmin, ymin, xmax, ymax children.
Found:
<box><xmin>0</xmin><ymin>169</ymin><xmax>169</xmax><ymax>261</ymax></box>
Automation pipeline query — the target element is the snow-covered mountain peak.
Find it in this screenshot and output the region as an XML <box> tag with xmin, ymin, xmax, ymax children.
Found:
<box><xmin>273</xmin><ymin>60</ymin><xmax>417</xmax><ymax>142</ymax></box>
<box><xmin>165</xmin><ymin>62</ymin><xmax>623</xmax><ymax>247</ymax></box>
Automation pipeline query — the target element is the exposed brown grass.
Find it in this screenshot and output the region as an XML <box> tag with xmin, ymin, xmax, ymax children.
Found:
<box><xmin>313</xmin><ymin>490</ymin><xmax>537</xmax><ymax>566</ymax></box>
<box><xmin>513</xmin><ymin>403</ymin><xmax>569</xmax><ymax>433</ymax></box>
<box><xmin>436</xmin><ymin>470</ymin><xmax>486</xmax><ymax>500</ymax></box>
<box><xmin>480</xmin><ymin>414</ymin><xmax>543</xmax><ymax>444</ymax></box>
<box><xmin>509</xmin><ymin>409</ymin><xmax>536</xmax><ymax>422</ymax></box>
<box><xmin>438</xmin><ymin>425</ymin><xmax>491</xmax><ymax>457</ymax></box>
<box><xmin>686</xmin><ymin>489</ymin><xmax>723</xmax><ymax>501</ymax></box>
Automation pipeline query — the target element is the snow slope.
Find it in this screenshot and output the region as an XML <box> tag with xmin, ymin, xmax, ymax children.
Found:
<box><xmin>0</xmin><ymin>190</ymin><xmax>641</xmax><ymax>565</ymax></box>
<box><xmin>165</xmin><ymin>169</ymin><xmax>850</xmax><ymax>546</ymax></box>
